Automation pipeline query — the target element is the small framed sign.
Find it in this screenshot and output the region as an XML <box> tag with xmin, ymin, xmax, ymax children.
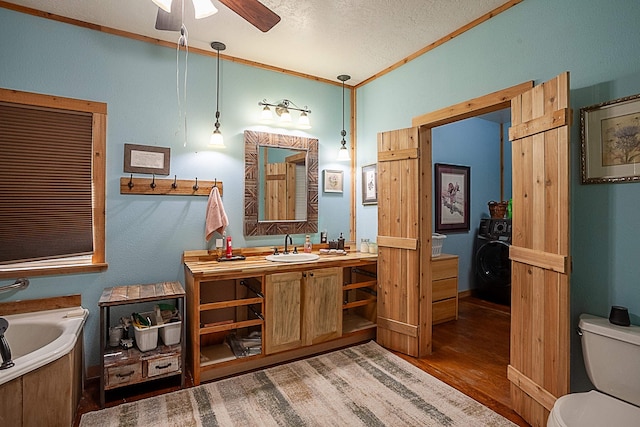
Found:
<box><xmin>124</xmin><ymin>143</ymin><xmax>170</xmax><ymax>175</ymax></box>
<box><xmin>362</xmin><ymin>163</ymin><xmax>377</xmax><ymax>205</ymax></box>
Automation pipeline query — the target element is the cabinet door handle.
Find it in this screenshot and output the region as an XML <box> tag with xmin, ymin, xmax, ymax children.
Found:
<box><xmin>302</xmin><ymin>273</ymin><xmax>307</xmax><ymax>277</ymax></box>
<box><xmin>116</xmin><ymin>370</ymin><xmax>135</xmax><ymax>378</ymax></box>
<box><xmin>309</xmin><ymin>273</ymin><xmax>314</xmax><ymax>276</ymax></box>
<box><xmin>155</xmin><ymin>363</ymin><xmax>172</xmax><ymax>370</ymax></box>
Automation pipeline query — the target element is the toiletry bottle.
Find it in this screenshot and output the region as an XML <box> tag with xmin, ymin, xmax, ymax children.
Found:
<box><xmin>337</xmin><ymin>232</ymin><xmax>345</xmax><ymax>250</ymax></box>
<box><xmin>226</xmin><ymin>235</ymin><xmax>233</xmax><ymax>258</ymax></box>
<box><xmin>304</xmin><ymin>235</ymin><xmax>312</xmax><ymax>253</ymax></box>
<box><xmin>320</xmin><ymin>230</ymin><xmax>327</xmax><ymax>244</ymax></box>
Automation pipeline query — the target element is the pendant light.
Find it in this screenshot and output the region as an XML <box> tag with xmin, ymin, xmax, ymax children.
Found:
<box><xmin>337</xmin><ymin>74</ymin><xmax>351</xmax><ymax>161</ymax></box>
<box><xmin>209</xmin><ymin>41</ymin><xmax>226</xmax><ymax>147</ymax></box>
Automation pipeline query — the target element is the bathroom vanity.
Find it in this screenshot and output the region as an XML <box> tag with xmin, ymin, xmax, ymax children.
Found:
<box><xmin>183</xmin><ymin>250</ymin><xmax>377</xmax><ymax>385</ymax></box>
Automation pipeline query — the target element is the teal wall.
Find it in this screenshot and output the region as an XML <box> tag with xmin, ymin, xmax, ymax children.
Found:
<box><xmin>2</xmin><ymin>0</ymin><xmax>640</xmax><ymax>394</ymax></box>
<box><xmin>356</xmin><ymin>0</ymin><xmax>640</xmax><ymax>391</ymax></box>
<box><xmin>0</xmin><ymin>8</ymin><xmax>351</xmax><ymax>368</ymax></box>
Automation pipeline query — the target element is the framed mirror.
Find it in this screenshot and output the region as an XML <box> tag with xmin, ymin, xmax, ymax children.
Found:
<box><xmin>244</xmin><ymin>130</ymin><xmax>318</xmax><ymax>236</ymax></box>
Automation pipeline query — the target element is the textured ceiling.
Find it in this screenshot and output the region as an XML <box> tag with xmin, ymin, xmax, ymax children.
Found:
<box><xmin>3</xmin><ymin>0</ymin><xmax>510</xmax><ymax>85</ymax></box>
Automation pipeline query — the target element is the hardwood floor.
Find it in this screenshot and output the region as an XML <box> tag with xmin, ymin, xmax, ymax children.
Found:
<box><xmin>74</xmin><ymin>296</ymin><xmax>529</xmax><ymax>426</ymax></box>
<box><xmin>392</xmin><ymin>296</ymin><xmax>529</xmax><ymax>426</ymax></box>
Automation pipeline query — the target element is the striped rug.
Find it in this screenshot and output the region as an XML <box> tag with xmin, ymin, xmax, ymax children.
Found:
<box><xmin>81</xmin><ymin>341</ymin><xmax>516</xmax><ymax>426</ymax></box>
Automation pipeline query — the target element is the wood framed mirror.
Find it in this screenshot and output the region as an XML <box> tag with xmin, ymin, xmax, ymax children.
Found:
<box><xmin>244</xmin><ymin>130</ymin><xmax>318</xmax><ymax>236</ymax></box>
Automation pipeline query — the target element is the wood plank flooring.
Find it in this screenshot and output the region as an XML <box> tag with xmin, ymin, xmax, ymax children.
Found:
<box><xmin>74</xmin><ymin>296</ymin><xmax>529</xmax><ymax>426</ymax></box>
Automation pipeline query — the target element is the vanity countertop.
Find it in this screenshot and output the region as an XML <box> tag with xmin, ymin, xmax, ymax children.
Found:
<box><xmin>184</xmin><ymin>251</ymin><xmax>377</xmax><ymax>279</ymax></box>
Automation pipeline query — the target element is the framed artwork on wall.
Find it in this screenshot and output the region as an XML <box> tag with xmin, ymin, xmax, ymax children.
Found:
<box><xmin>124</xmin><ymin>143</ymin><xmax>170</xmax><ymax>175</ymax></box>
<box><xmin>323</xmin><ymin>169</ymin><xmax>343</xmax><ymax>193</ymax></box>
<box><xmin>362</xmin><ymin>163</ymin><xmax>377</xmax><ymax>205</ymax></box>
<box><xmin>581</xmin><ymin>93</ymin><xmax>640</xmax><ymax>184</ymax></box>
<box><xmin>435</xmin><ymin>163</ymin><xmax>470</xmax><ymax>233</ymax></box>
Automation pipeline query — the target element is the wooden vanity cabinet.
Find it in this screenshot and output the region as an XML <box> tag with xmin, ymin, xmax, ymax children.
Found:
<box><xmin>184</xmin><ymin>252</ymin><xmax>377</xmax><ymax>385</ymax></box>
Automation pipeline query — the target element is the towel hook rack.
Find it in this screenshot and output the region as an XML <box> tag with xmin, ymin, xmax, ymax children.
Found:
<box><xmin>150</xmin><ymin>174</ymin><xmax>156</xmax><ymax>189</ymax></box>
<box><xmin>128</xmin><ymin>174</ymin><xmax>134</xmax><ymax>189</ymax></box>
<box><xmin>193</xmin><ymin>177</ymin><xmax>199</xmax><ymax>191</ymax></box>
<box><xmin>171</xmin><ymin>175</ymin><xmax>178</xmax><ymax>189</ymax></box>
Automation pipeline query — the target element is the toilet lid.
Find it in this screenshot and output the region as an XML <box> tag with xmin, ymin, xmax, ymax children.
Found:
<box><xmin>550</xmin><ymin>390</ymin><xmax>640</xmax><ymax>427</ymax></box>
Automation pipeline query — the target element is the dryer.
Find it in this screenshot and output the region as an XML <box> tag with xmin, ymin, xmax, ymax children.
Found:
<box><xmin>474</xmin><ymin>218</ymin><xmax>512</xmax><ymax>305</ymax></box>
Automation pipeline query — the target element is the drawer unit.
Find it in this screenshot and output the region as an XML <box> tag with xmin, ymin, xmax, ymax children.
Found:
<box><xmin>106</xmin><ymin>363</ymin><xmax>143</xmax><ymax>389</ymax></box>
<box><xmin>432</xmin><ymin>254</ymin><xmax>459</xmax><ymax>325</ymax></box>
<box><xmin>145</xmin><ymin>355</ymin><xmax>180</xmax><ymax>378</ymax></box>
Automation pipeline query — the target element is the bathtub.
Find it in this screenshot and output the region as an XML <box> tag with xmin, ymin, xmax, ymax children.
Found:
<box><xmin>0</xmin><ymin>306</ymin><xmax>88</xmax><ymax>386</ymax></box>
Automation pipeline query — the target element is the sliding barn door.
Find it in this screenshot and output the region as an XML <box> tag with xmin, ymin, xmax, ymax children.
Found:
<box><xmin>376</xmin><ymin>127</ymin><xmax>432</xmax><ymax>357</ymax></box>
<box><xmin>508</xmin><ymin>72</ymin><xmax>571</xmax><ymax>426</ymax></box>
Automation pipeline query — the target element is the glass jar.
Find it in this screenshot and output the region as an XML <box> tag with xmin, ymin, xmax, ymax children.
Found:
<box><xmin>368</xmin><ymin>242</ymin><xmax>378</xmax><ymax>254</ymax></box>
<box><xmin>360</xmin><ymin>238</ymin><xmax>370</xmax><ymax>253</ymax></box>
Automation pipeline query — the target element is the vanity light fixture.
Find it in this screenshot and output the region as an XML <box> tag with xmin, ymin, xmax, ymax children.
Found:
<box><xmin>209</xmin><ymin>41</ymin><xmax>225</xmax><ymax>147</ymax></box>
<box><xmin>336</xmin><ymin>74</ymin><xmax>351</xmax><ymax>161</ymax></box>
<box><xmin>152</xmin><ymin>0</ymin><xmax>218</xmax><ymax>19</ymax></box>
<box><xmin>258</xmin><ymin>99</ymin><xmax>311</xmax><ymax>129</ymax></box>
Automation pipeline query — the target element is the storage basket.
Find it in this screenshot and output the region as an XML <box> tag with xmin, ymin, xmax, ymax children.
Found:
<box><xmin>159</xmin><ymin>321</ymin><xmax>182</xmax><ymax>346</ymax></box>
<box><xmin>133</xmin><ymin>322</ymin><xmax>159</xmax><ymax>352</ymax></box>
<box><xmin>432</xmin><ymin>233</ymin><xmax>446</xmax><ymax>257</ymax></box>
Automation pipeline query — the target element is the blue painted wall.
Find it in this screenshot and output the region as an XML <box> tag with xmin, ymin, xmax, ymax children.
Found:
<box><xmin>356</xmin><ymin>0</ymin><xmax>640</xmax><ymax>392</ymax></box>
<box><xmin>0</xmin><ymin>8</ymin><xmax>352</xmax><ymax>368</ymax></box>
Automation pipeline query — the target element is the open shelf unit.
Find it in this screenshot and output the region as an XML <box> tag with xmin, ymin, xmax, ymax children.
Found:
<box><xmin>342</xmin><ymin>264</ymin><xmax>377</xmax><ymax>333</ymax></box>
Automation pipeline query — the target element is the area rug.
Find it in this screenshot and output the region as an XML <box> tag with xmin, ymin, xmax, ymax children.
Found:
<box><xmin>81</xmin><ymin>341</ymin><xmax>516</xmax><ymax>426</ymax></box>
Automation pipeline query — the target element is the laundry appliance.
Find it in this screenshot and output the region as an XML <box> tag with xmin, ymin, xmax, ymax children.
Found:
<box><xmin>474</xmin><ymin>218</ymin><xmax>512</xmax><ymax>305</ymax></box>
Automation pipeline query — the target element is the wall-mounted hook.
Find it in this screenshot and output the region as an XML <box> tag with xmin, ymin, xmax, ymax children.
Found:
<box><xmin>150</xmin><ymin>174</ymin><xmax>156</xmax><ymax>189</ymax></box>
<box><xmin>171</xmin><ymin>175</ymin><xmax>178</xmax><ymax>189</ymax></box>
<box><xmin>128</xmin><ymin>174</ymin><xmax>134</xmax><ymax>189</ymax></box>
<box><xmin>193</xmin><ymin>177</ymin><xmax>199</xmax><ymax>191</ymax></box>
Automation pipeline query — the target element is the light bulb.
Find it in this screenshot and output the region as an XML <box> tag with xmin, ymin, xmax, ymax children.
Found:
<box><xmin>337</xmin><ymin>143</ymin><xmax>350</xmax><ymax>161</ymax></box>
<box><xmin>298</xmin><ymin>111</ymin><xmax>311</xmax><ymax>129</ymax></box>
<box><xmin>280</xmin><ymin>109</ymin><xmax>292</xmax><ymax>123</ymax></box>
<box><xmin>261</xmin><ymin>105</ymin><xmax>273</xmax><ymax>121</ymax></box>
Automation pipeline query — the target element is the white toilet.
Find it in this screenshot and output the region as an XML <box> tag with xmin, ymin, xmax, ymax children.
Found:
<box><xmin>547</xmin><ymin>313</ymin><xmax>640</xmax><ymax>426</ymax></box>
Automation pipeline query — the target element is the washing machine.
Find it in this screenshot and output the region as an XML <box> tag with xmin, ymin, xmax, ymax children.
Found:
<box><xmin>474</xmin><ymin>218</ymin><xmax>512</xmax><ymax>305</ymax></box>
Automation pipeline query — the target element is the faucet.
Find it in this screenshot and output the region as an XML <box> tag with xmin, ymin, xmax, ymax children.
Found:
<box><xmin>0</xmin><ymin>318</ymin><xmax>14</xmax><ymax>370</ymax></box>
<box><xmin>283</xmin><ymin>234</ymin><xmax>293</xmax><ymax>254</ymax></box>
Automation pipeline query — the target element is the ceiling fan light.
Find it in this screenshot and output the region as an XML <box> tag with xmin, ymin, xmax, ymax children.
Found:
<box><xmin>193</xmin><ymin>0</ymin><xmax>218</xmax><ymax>19</ymax></box>
<box><xmin>210</xmin><ymin>129</ymin><xmax>225</xmax><ymax>147</ymax></box>
<box><xmin>152</xmin><ymin>0</ymin><xmax>172</xmax><ymax>13</ymax></box>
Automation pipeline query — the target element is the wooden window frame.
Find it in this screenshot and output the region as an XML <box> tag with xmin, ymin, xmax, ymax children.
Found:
<box><xmin>0</xmin><ymin>88</ymin><xmax>108</xmax><ymax>278</ymax></box>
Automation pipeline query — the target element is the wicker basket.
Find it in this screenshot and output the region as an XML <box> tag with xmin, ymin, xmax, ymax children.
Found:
<box><xmin>432</xmin><ymin>233</ymin><xmax>446</xmax><ymax>257</ymax></box>
<box><xmin>488</xmin><ymin>201</ymin><xmax>508</xmax><ymax>219</ymax></box>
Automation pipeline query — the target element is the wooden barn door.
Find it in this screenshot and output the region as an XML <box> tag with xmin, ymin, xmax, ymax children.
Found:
<box><xmin>376</xmin><ymin>127</ymin><xmax>432</xmax><ymax>357</ymax></box>
<box><xmin>507</xmin><ymin>72</ymin><xmax>571</xmax><ymax>426</ymax></box>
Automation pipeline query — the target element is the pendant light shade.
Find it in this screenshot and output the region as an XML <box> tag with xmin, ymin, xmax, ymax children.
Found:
<box><xmin>210</xmin><ymin>41</ymin><xmax>226</xmax><ymax>147</ymax></box>
<box><xmin>337</xmin><ymin>74</ymin><xmax>351</xmax><ymax>161</ymax></box>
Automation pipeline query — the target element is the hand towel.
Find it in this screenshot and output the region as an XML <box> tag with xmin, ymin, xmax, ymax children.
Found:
<box><xmin>205</xmin><ymin>186</ymin><xmax>228</xmax><ymax>241</ymax></box>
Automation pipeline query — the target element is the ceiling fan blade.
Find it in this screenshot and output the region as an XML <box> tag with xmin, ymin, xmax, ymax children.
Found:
<box><xmin>155</xmin><ymin>0</ymin><xmax>182</xmax><ymax>31</ymax></box>
<box><xmin>219</xmin><ymin>0</ymin><xmax>281</xmax><ymax>32</ymax></box>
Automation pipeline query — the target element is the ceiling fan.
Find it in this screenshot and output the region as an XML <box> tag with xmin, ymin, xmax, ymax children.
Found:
<box><xmin>153</xmin><ymin>0</ymin><xmax>281</xmax><ymax>33</ymax></box>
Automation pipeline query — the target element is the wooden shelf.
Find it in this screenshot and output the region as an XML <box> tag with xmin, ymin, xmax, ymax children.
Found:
<box><xmin>119</xmin><ymin>177</ymin><xmax>222</xmax><ymax>197</ymax></box>
<box><xmin>343</xmin><ymin>313</ymin><xmax>376</xmax><ymax>334</ymax></box>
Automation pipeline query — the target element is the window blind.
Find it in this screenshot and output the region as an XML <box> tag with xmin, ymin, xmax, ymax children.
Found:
<box><xmin>0</xmin><ymin>103</ymin><xmax>94</xmax><ymax>264</ymax></box>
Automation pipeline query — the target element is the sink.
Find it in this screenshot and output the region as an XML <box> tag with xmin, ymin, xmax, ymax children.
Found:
<box><xmin>265</xmin><ymin>253</ymin><xmax>320</xmax><ymax>263</ymax></box>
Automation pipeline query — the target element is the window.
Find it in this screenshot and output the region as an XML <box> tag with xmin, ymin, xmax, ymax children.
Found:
<box><xmin>0</xmin><ymin>88</ymin><xmax>107</xmax><ymax>278</ymax></box>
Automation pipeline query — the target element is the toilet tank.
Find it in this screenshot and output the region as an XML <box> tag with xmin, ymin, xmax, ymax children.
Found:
<box><xmin>579</xmin><ymin>313</ymin><xmax>640</xmax><ymax>407</ymax></box>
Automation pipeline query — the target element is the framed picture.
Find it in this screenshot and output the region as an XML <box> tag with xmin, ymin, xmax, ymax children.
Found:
<box><xmin>323</xmin><ymin>169</ymin><xmax>343</xmax><ymax>193</ymax></box>
<box><xmin>362</xmin><ymin>163</ymin><xmax>377</xmax><ymax>205</ymax></box>
<box><xmin>435</xmin><ymin>163</ymin><xmax>470</xmax><ymax>233</ymax></box>
<box><xmin>581</xmin><ymin>93</ymin><xmax>640</xmax><ymax>184</ymax></box>
<box><xmin>124</xmin><ymin>143</ymin><xmax>170</xmax><ymax>175</ymax></box>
